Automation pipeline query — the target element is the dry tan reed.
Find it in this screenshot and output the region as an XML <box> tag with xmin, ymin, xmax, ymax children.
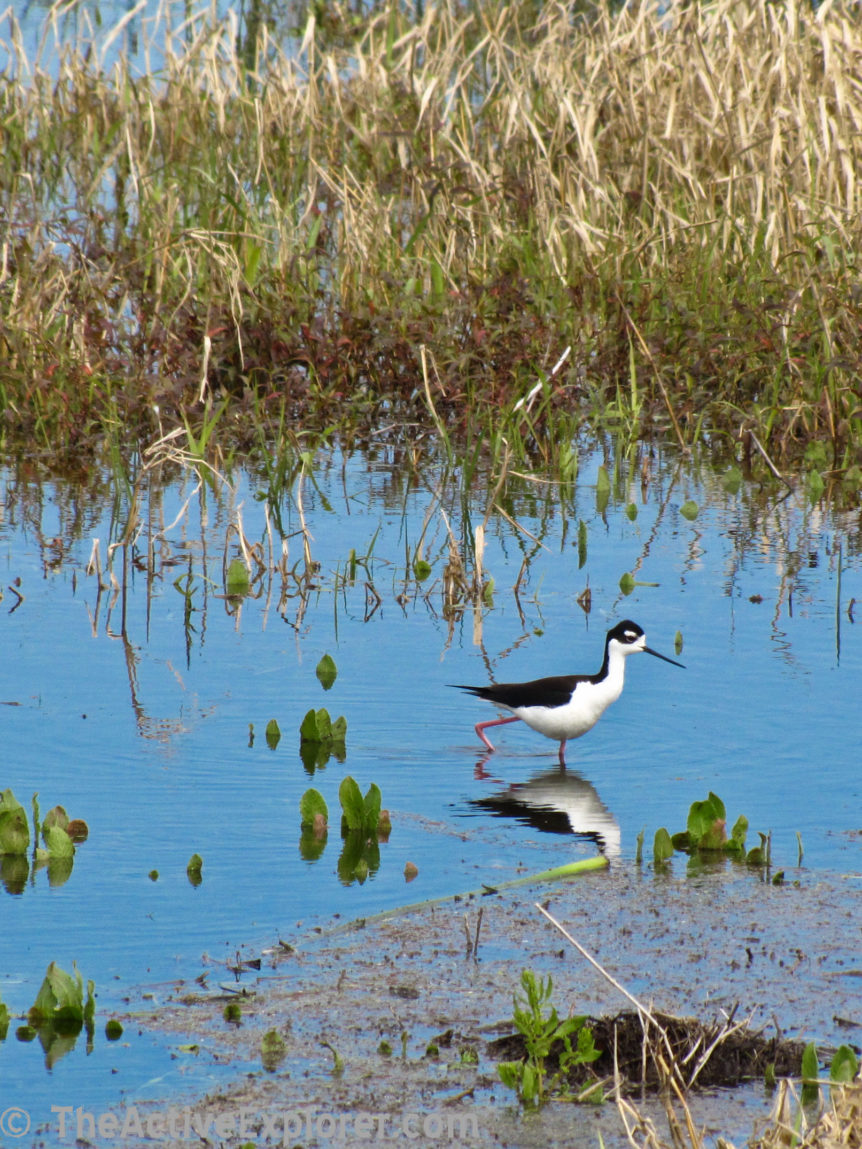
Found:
<box><xmin>1</xmin><ymin>0</ymin><xmax>861</xmax><ymax>459</ymax></box>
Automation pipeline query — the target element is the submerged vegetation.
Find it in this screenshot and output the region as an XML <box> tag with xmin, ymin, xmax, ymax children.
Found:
<box><xmin>1</xmin><ymin>0</ymin><xmax>861</xmax><ymax>477</ymax></box>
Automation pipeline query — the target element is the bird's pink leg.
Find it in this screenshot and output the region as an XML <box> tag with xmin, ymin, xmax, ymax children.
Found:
<box><xmin>558</xmin><ymin>740</ymin><xmax>567</xmax><ymax>768</ymax></box>
<box><xmin>475</xmin><ymin>715</ymin><xmax>521</xmax><ymax>751</ymax></box>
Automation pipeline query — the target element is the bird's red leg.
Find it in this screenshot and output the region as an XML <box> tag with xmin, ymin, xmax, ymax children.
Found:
<box><xmin>558</xmin><ymin>740</ymin><xmax>567</xmax><ymax>768</ymax></box>
<box><xmin>475</xmin><ymin>715</ymin><xmax>521</xmax><ymax>751</ymax></box>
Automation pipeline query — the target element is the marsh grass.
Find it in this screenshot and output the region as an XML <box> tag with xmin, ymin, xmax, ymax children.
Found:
<box><xmin>1</xmin><ymin>0</ymin><xmax>861</xmax><ymax>477</ymax></box>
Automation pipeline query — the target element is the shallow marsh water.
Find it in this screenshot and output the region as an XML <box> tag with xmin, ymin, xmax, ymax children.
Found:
<box><xmin>1</xmin><ymin>438</ymin><xmax>860</xmax><ymax>1139</ymax></box>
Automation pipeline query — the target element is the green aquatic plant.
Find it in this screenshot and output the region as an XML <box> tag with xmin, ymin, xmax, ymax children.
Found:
<box><xmin>0</xmin><ymin>789</ymin><xmax>29</xmax><ymax>855</ymax></box>
<box><xmin>265</xmin><ymin>719</ymin><xmax>281</xmax><ymax>749</ymax></box>
<box><xmin>497</xmin><ymin>970</ymin><xmax>600</xmax><ymax>1105</ymax></box>
<box><xmin>336</xmin><ymin>777</ymin><xmax>388</xmax><ymax>885</ymax></box>
<box><xmin>653</xmin><ymin>792</ymin><xmax>775</xmax><ymax>869</ymax></box>
<box><xmin>186</xmin><ymin>853</ymin><xmax>203</xmax><ymax>885</ymax></box>
<box><xmin>24</xmin><ymin>962</ymin><xmax>95</xmax><ymax>1066</ymax></box>
<box><xmin>300</xmin><ymin>708</ymin><xmax>347</xmax><ymax>745</ymax></box>
<box><xmin>300</xmin><ymin>789</ymin><xmax>328</xmax><ymax>828</ymax></box>
<box><xmin>315</xmin><ymin>654</ymin><xmax>338</xmax><ymax>690</ymax></box>
<box><xmin>339</xmin><ymin>777</ymin><xmax>382</xmax><ymax>837</ymax></box>
<box><xmin>225</xmin><ymin>557</ymin><xmax>251</xmax><ymax>598</ymax></box>
<box><xmin>299</xmin><ymin>788</ymin><xmax>329</xmax><ymax>861</ymax></box>
<box><xmin>299</xmin><ymin>708</ymin><xmax>347</xmax><ymax>771</ymax></box>
<box><xmin>0</xmin><ymin>790</ymin><xmax>87</xmax><ymax>891</ymax></box>
<box><xmin>28</xmin><ymin>962</ymin><xmax>95</xmax><ymax>1031</ymax></box>
<box><xmin>223</xmin><ymin>1002</ymin><xmax>242</xmax><ymax>1025</ymax></box>
<box><xmin>680</xmin><ymin>500</ymin><xmax>699</xmax><ymax>521</ymax></box>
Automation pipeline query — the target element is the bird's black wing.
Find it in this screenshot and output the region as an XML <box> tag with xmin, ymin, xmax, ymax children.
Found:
<box><xmin>450</xmin><ymin>674</ymin><xmax>585</xmax><ymax>710</ymax></box>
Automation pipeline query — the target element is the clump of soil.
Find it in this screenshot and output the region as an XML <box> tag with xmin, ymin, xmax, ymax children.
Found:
<box><xmin>488</xmin><ymin>1009</ymin><xmax>805</xmax><ymax>1093</ymax></box>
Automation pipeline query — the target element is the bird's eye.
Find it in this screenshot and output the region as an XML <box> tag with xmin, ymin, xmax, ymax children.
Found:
<box><xmin>623</xmin><ymin>630</ymin><xmax>637</xmax><ymax>642</ymax></box>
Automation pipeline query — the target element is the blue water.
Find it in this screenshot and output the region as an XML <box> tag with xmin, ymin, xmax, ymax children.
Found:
<box><xmin>0</xmin><ymin>440</ymin><xmax>860</xmax><ymax>1131</ymax></box>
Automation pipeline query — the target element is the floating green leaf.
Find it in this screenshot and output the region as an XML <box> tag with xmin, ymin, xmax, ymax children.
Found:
<box><xmin>362</xmin><ymin>783</ymin><xmax>382</xmax><ymax>830</ymax></box>
<box><xmin>315</xmin><ymin>709</ymin><xmax>332</xmax><ymax>741</ymax></box>
<box><xmin>626</xmin><ymin>502</ymin><xmax>638</xmax><ymax>521</ymax></box>
<box><xmin>680</xmin><ymin>500</ymin><xmax>699</xmax><ymax>521</ymax></box>
<box><xmin>187</xmin><ymin>853</ymin><xmax>203</xmax><ymax>885</ymax></box>
<box><xmin>674</xmin><ymin>630</ymin><xmax>684</xmax><ymax>656</ymax></box>
<box><xmin>226</xmin><ymin>557</ymin><xmax>250</xmax><ymax>597</ymax></box>
<box><xmin>300</xmin><ymin>707</ymin><xmax>335</xmax><ymax>743</ymax></box>
<box><xmin>29</xmin><ymin>962</ymin><xmax>89</xmax><ymax>1027</ymax></box>
<box><xmin>300</xmin><ymin>708</ymin><xmax>321</xmax><ymax>741</ymax></box>
<box><xmin>265</xmin><ymin>718</ymin><xmax>281</xmax><ymax>749</ymax></box>
<box><xmin>316</xmin><ymin>653</ymin><xmax>338</xmax><ymax>690</ymax></box>
<box><xmin>43</xmin><ymin>825</ymin><xmax>74</xmax><ymax>860</ymax></box>
<box><xmin>653</xmin><ymin>828</ymin><xmax>674</xmax><ymax>864</ymax></box>
<box><xmin>413</xmin><ymin>559</ymin><xmax>432</xmax><ymax>581</ymax></box>
<box><xmin>300</xmin><ymin>707</ymin><xmax>346</xmax><ymax>754</ymax></box>
<box><xmin>300</xmin><ymin>789</ymin><xmax>328</xmax><ymax>828</ymax></box>
<box><xmin>687</xmin><ymin>792</ymin><xmax>726</xmax><ymax>849</ymax></box>
<box><xmin>725</xmin><ymin>814</ymin><xmax>748</xmax><ymax>858</ymax></box>
<box><xmin>339</xmin><ymin>776</ymin><xmax>364</xmax><ymax>832</ymax></box>
<box><xmin>0</xmin><ymin>789</ymin><xmax>29</xmax><ymax>856</ymax></box>
<box><xmin>619</xmin><ymin>572</ymin><xmax>635</xmax><ymax>595</ymax></box>
<box><xmin>0</xmin><ymin>996</ymin><xmax>9</xmax><ymax>1041</ymax></box>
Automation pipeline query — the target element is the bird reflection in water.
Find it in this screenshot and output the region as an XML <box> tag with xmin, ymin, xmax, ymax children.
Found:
<box><xmin>470</xmin><ymin>765</ymin><xmax>621</xmax><ymax>860</ymax></box>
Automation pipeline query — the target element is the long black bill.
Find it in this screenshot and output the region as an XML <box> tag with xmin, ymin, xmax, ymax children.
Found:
<box><xmin>644</xmin><ymin>646</ymin><xmax>685</xmax><ymax>669</ymax></box>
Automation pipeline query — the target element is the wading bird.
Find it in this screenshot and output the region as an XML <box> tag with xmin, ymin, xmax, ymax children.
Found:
<box><xmin>451</xmin><ymin>620</ymin><xmax>684</xmax><ymax>766</ymax></box>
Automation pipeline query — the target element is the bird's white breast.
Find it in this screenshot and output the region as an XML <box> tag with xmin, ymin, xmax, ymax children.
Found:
<box><xmin>514</xmin><ymin>653</ymin><xmax>627</xmax><ymax>740</ymax></box>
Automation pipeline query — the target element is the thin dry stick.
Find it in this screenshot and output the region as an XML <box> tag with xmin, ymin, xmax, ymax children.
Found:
<box><xmin>746</xmin><ymin>430</ymin><xmax>793</xmax><ymax>492</ymax></box>
<box><xmin>540</xmin><ymin>905</ymin><xmax>694</xmax><ymax>1103</ymax></box>
<box><xmin>535</xmin><ymin>903</ymin><xmax>660</xmax><ymax>1022</ymax></box>
<box><xmin>535</xmin><ymin>901</ymin><xmax>701</xmax><ymax>1147</ymax></box>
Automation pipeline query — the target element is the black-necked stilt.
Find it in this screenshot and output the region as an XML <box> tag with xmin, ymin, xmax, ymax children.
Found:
<box><xmin>451</xmin><ymin>620</ymin><xmax>684</xmax><ymax>766</ymax></box>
